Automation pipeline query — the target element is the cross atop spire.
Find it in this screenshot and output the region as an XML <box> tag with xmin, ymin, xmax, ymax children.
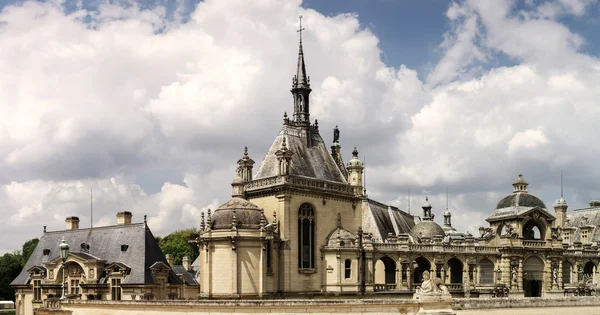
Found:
<box><xmin>297</xmin><ymin>15</ymin><xmax>305</xmax><ymax>43</ymax></box>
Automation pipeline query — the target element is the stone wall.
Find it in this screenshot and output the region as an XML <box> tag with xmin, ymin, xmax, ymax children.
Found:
<box><xmin>453</xmin><ymin>296</ymin><xmax>600</xmax><ymax>310</ymax></box>
<box><xmin>42</xmin><ymin>297</ymin><xmax>600</xmax><ymax>315</ymax></box>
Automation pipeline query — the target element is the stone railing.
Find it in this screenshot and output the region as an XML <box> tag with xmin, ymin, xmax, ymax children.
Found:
<box><xmin>374</xmin><ymin>283</ymin><xmax>397</xmax><ymax>291</ymax></box>
<box><xmin>523</xmin><ymin>240</ymin><xmax>546</xmax><ymax>247</ymax></box>
<box><xmin>245</xmin><ymin>175</ymin><xmax>354</xmax><ymax>195</ymax></box>
<box><xmin>446</xmin><ymin>283</ymin><xmax>463</xmax><ymax>292</ymax></box>
<box><xmin>373</xmin><ymin>242</ymin><xmax>499</xmax><ymax>254</ymax></box>
<box><xmin>43</xmin><ymin>298</ymin><xmax>61</xmax><ymax>310</ymax></box>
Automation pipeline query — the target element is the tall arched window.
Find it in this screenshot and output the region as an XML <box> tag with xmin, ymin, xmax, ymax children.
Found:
<box><xmin>298</xmin><ymin>203</ymin><xmax>315</xmax><ymax>269</ymax></box>
<box><xmin>479</xmin><ymin>259</ymin><xmax>494</xmax><ymax>284</ymax></box>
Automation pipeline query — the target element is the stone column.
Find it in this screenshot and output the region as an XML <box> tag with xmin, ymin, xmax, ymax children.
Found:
<box><xmin>518</xmin><ymin>258</ymin><xmax>523</xmax><ymax>293</ymax></box>
<box><xmin>558</xmin><ymin>260</ymin><xmax>563</xmax><ymax>289</ymax></box>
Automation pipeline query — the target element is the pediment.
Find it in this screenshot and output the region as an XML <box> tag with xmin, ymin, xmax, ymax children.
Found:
<box><xmin>519</xmin><ymin>207</ymin><xmax>556</xmax><ymax>222</ymax></box>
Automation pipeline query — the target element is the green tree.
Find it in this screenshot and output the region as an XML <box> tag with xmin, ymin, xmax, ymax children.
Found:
<box><xmin>21</xmin><ymin>238</ymin><xmax>39</xmax><ymax>266</ymax></box>
<box><xmin>0</xmin><ymin>252</ymin><xmax>23</xmax><ymax>301</ymax></box>
<box><xmin>158</xmin><ymin>228</ymin><xmax>198</xmax><ymax>265</ymax></box>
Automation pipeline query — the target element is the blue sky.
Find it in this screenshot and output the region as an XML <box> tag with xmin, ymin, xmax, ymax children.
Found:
<box><xmin>2</xmin><ymin>0</ymin><xmax>600</xmax><ymax>251</ymax></box>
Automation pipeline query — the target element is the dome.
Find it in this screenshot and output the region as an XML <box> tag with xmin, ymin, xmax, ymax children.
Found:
<box><xmin>553</xmin><ymin>197</ymin><xmax>568</xmax><ymax>208</ymax></box>
<box><xmin>210</xmin><ymin>197</ymin><xmax>264</xmax><ymax>230</ymax></box>
<box><xmin>410</xmin><ymin>221</ymin><xmax>445</xmax><ymax>239</ymax></box>
<box><xmin>346</xmin><ymin>147</ymin><xmax>363</xmax><ymax>169</ymax></box>
<box><xmin>495</xmin><ymin>192</ymin><xmax>546</xmax><ymax>210</ymax></box>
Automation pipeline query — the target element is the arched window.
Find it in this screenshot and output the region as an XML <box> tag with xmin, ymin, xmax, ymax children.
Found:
<box><xmin>562</xmin><ymin>261</ymin><xmax>572</xmax><ymax>285</ymax></box>
<box><xmin>345</xmin><ymin>259</ymin><xmax>352</xmax><ymax>279</ymax></box>
<box><xmin>298</xmin><ymin>203</ymin><xmax>315</xmax><ymax>269</ymax></box>
<box><xmin>479</xmin><ymin>259</ymin><xmax>494</xmax><ymax>284</ymax></box>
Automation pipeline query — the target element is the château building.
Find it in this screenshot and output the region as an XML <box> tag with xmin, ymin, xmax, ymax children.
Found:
<box><xmin>193</xmin><ymin>32</ymin><xmax>600</xmax><ymax>299</ymax></box>
<box><xmin>12</xmin><ymin>23</ymin><xmax>600</xmax><ymax>315</ymax></box>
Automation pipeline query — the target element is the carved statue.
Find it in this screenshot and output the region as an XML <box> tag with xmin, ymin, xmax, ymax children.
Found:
<box><xmin>511</xmin><ymin>266</ymin><xmax>518</xmax><ymax>285</ymax></box>
<box><xmin>551</xmin><ymin>227</ymin><xmax>562</xmax><ymax>241</ymax></box>
<box><xmin>415</xmin><ymin>271</ymin><xmax>449</xmax><ymax>295</ymax></box>
<box><xmin>552</xmin><ymin>267</ymin><xmax>558</xmax><ymax>287</ymax></box>
<box><xmin>333</xmin><ymin>125</ymin><xmax>340</xmax><ymax>143</ymax></box>
<box><xmin>479</xmin><ymin>227</ymin><xmax>493</xmax><ymax>238</ymax></box>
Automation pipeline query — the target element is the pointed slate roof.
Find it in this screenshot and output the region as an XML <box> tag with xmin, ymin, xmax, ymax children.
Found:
<box><xmin>11</xmin><ymin>223</ymin><xmax>182</xmax><ymax>286</ymax></box>
<box><xmin>254</xmin><ymin>125</ymin><xmax>347</xmax><ymax>183</ymax></box>
<box><xmin>361</xmin><ymin>199</ymin><xmax>415</xmax><ymax>241</ymax></box>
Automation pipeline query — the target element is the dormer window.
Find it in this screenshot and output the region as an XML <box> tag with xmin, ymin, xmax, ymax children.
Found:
<box><xmin>581</xmin><ymin>229</ymin><xmax>589</xmax><ymax>244</ymax></box>
<box><xmin>563</xmin><ymin>232</ymin><xmax>571</xmax><ymax>243</ymax></box>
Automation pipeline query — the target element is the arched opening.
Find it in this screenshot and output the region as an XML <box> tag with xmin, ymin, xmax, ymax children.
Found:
<box><xmin>447</xmin><ymin>258</ymin><xmax>463</xmax><ymax>284</ymax></box>
<box><xmin>375</xmin><ymin>257</ymin><xmax>396</xmax><ymax>290</ymax></box>
<box><xmin>57</xmin><ymin>261</ymin><xmax>85</xmax><ymax>297</ymax></box>
<box><xmin>413</xmin><ymin>257</ymin><xmax>431</xmax><ymax>285</ymax></box>
<box><xmin>344</xmin><ymin>259</ymin><xmax>352</xmax><ymax>279</ymax></box>
<box><xmin>562</xmin><ymin>261</ymin><xmax>573</xmax><ymax>287</ymax></box>
<box><xmin>297</xmin><ymin>203</ymin><xmax>315</xmax><ymax>269</ymax></box>
<box><xmin>523</xmin><ymin>256</ymin><xmax>545</xmax><ymax>297</ymax></box>
<box><xmin>523</xmin><ymin>220</ymin><xmax>544</xmax><ymax>240</ymax></box>
<box><xmin>478</xmin><ymin>258</ymin><xmax>494</xmax><ymax>284</ymax></box>
<box><xmin>584</xmin><ymin>261</ymin><xmax>595</xmax><ymax>280</ymax></box>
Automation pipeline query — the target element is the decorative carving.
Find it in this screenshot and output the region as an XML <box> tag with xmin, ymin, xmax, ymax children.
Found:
<box><xmin>551</xmin><ymin>227</ymin><xmax>562</xmax><ymax>241</ymax></box>
<box><xmin>575</xmin><ymin>274</ymin><xmax>596</xmax><ymax>296</ymax></box>
<box><xmin>491</xmin><ymin>284</ymin><xmax>509</xmax><ymax>297</ymax></box>
<box><xmin>333</xmin><ymin>125</ymin><xmax>340</xmax><ymax>143</ymax></box>
<box><xmin>479</xmin><ymin>227</ymin><xmax>493</xmax><ymax>238</ymax></box>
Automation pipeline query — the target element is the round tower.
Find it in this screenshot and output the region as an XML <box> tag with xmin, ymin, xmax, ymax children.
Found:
<box><xmin>346</xmin><ymin>147</ymin><xmax>364</xmax><ymax>196</ymax></box>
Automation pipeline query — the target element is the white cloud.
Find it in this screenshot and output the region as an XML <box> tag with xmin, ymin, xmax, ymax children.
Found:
<box><xmin>2</xmin><ymin>0</ymin><xmax>600</xmax><ymax>250</ymax></box>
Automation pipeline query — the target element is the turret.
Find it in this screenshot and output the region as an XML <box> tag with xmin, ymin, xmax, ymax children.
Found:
<box><xmin>232</xmin><ymin>147</ymin><xmax>254</xmax><ymax>198</ymax></box>
<box><xmin>554</xmin><ymin>197</ymin><xmax>568</xmax><ymax>228</ymax></box>
<box><xmin>275</xmin><ymin>137</ymin><xmax>293</xmax><ymax>176</ymax></box>
<box><xmin>422</xmin><ymin>197</ymin><xmax>433</xmax><ymax>221</ymax></box>
<box><xmin>346</xmin><ymin>147</ymin><xmax>364</xmax><ymax>196</ymax></box>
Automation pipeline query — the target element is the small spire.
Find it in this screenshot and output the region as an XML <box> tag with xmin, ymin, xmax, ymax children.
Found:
<box><xmin>243</xmin><ymin>146</ymin><xmax>249</xmax><ymax>158</ymax></box>
<box><xmin>260</xmin><ymin>208</ymin><xmax>266</xmax><ymax>229</ymax></box>
<box><xmin>561</xmin><ymin>170</ymin><xmax>564</xmax><ymax>198</ymax></box>
<box><xmin>200</xmin><ymin>212</ymin><xmax>205</xmax><ymax>232</ymax></box>
<box><xmin>43</xmin><ymin>225</ymin><xmax>46</xmax><ymax>233</ymax></box>
<box><xmin>352</xmin><ymin>147</ymin><xmax>358</xmax><ymax>157</ymax></box>
<box><xmin>143</xmin><ymin>215</ymin><xmax>147</xmax><ymax>225</ymax></box>
<box><xmin>231</xmin><ymin>209</ymin><xmax>238</xmax><ymax>231</ymax></box>
<box><xmin>206</xmin><ymin>209</ymin><xmax>212</xmax><ymax>231</ymax></box>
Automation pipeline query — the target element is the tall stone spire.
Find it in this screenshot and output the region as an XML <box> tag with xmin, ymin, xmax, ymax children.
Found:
<box><xmin>291</xmin><ymin>15</ymin><xmax>312</xmax><ymax>125</ymax></box>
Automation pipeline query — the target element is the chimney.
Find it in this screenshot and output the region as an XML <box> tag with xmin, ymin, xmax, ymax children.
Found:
<box><xmin>166</xmin><ymin>254</ymin><xmax>174</xmax><ymax>267</ymax></box>
<box><xmin>182</xmin><ymin>256</ymin><xmax>191</xmax><ymax>271</ymax></box>
<box><xmin>116</xmin><ymin>211</ymin><xmax>132</xmax><ymax>225</ymax></box>
<box><xmin>65</xmin><ymin>216</ymin><xmax>80</xmax><ymax>230</ymax></box>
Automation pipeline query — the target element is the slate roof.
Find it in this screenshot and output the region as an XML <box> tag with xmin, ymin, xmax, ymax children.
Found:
<box><xmin>568</xmin><ymin>206</ymin><xmax>600</xmax><ymax>242</ymax></box>
<box><xmin>488</xmin><ymin>191</ymin><xmax>552</xmax><ymax>221</ymax></box>
<box><xmin>172</xmin><ymin>265</ymin><xmax>199</xmax><ymax>286</ymax></box>
<box><xmin>11</xmin><ymin>223</ymin><xmax>182</xmax><ymax>286</ymax></box>
<box><xmin>362</xmin><ymin>199</ymin><xmax>415</xmax><ymax>241</ymax></box>
<box><xmin>254</xmin><ymin>124</ymin><xmax>347</xmax><ymax>183</ymax></box>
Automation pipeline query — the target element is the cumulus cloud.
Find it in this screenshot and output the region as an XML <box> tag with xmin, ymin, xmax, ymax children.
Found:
<box><xmin>2</xmin><ymin>0</ymin><xmax>600</xmax><ymax>251</ymax></box>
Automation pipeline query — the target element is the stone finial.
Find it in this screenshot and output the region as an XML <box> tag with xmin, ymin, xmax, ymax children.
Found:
<box><xmin>43</xmin><ymin>225</ymin><xmax>47</xmax><ymax>233</ymax></box>
<box><xmin>206</xmin><ymin>209</ymin><xmax>212</xmax><ymax>231</ymax></box>
<box><xmin>243</xmin><ymin>146</ymin><xmax>249</xmax><ymax>158</ymax></box>
<box><xmin>232</xmin><ymin>209</ymin><xmax>238</xmax><ymax>231</ymax></box>
<box><xmin>352</xmin><ymin>147</ymin><xmax>358</xmax><ymax>157</ymax></box>
<box><xmin>337</xmin><ymin>212</ymin><xmax>342</xmax><ymax>228</ymax></box>
<box><xmin>273</xmin><ymin>211</ymin><xmax>278</xmax><ymax>230</ymax></box>
<box><xmin>143</xmin><ymin>215</ymin><xmax>147</xmax><ymax>225</ymax></box>
<box><xmin>281</xmin><ymin>137</ymin><xmax>288</xmax><ymax>150</ymax></box>
<box><xmin>260</xmin><ymin>208</ymin><xmax>266</xmax><ymax>229</ymax></box>
<box><xmin>200</xmin><ymin>212</ymin><xmax>205</xmax><ymax>232</ymax></box>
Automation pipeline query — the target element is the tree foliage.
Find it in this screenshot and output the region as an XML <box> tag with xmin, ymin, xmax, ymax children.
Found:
<box><xmin>158</xmin><ymin>228</ymin><xmax>198</xmax><ymax>266</ymax></box>
<box><xmin>21</xmin><ymin>238</ymin><xmax>39</xmax><ymax>266</ymax></box>
<box><xmin>0</xmin><ymin>252</ymin><xmax>23</xmax><ymax>301</ymax></box>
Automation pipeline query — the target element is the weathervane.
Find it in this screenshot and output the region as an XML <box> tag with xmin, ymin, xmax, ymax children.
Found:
<box><xmin>297</xmin><ymin>15</ymin><xmax>305</xmax><ymax>42</ymax></box>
